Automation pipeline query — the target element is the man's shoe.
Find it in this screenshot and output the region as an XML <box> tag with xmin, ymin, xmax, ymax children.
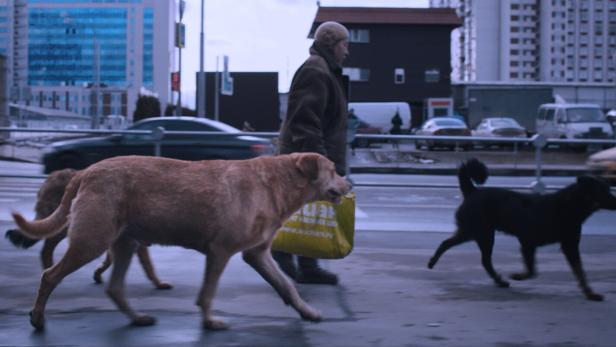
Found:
<box><xmin>296</xmin><ymin>267</ymin><xmax>338</xmax><ymax>285</ymax></box>
<box><xmin>272</xmin><ymin>254</ymin><xmax>297</xmax><ymax>280</ymax></box>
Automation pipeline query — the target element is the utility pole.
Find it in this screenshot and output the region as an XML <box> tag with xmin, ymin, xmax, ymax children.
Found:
<box><xmin>197</xmin><ymin>0</ymin><xmax>206</xmax><ymax>117</ymax></box>
<box><xmin>214</xmin><ymin>55</ymin><xmax>219</xmax><ymax>121</ymax></box>
<box><xmin>175</xmin><ymin>0</ymin><xmax>185</xmax><ymax>117</ymax></box>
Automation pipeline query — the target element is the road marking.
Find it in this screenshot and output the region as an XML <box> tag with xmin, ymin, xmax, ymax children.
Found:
<box><xmin>355</xmin><ymin>207</ymin><xmax>367</xmax><ymax>218</ymax></box>
<box><xmin>0</xmin><ymin>189</ymin><xmax>40</xmax><ymax>193</ymax></box>
<box><xmin>0</xmin><ymin>198</ymin><xmax>18</xmax><ymax>203</ymax></box>
<box><xmin>358</xmin><ymin>203</ymin><xmax>457</xmax><ymax>209</ymax></box>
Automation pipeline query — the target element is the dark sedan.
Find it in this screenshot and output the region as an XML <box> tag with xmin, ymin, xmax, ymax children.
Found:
<box><xmin>42</xmin><ymin>117</ymin><xmax>275</xmax><ymax>173</ymax></box>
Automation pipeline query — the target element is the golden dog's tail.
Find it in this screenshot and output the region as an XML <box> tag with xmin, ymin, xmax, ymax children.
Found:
<box><xmin>12</xmin><ymin>172</ymin><xmax>82</xmax><ymax>239</ymax></box>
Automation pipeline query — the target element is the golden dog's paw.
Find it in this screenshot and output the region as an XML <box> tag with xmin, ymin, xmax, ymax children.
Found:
<box><xmin>300</xmin><ymin>307</ymin><xmax>322</xmax><ymax>322</ymax></box>
<box><xmin>155</xmin><ymin>282</ymin><xmax>173</xmax><ymax>290</ymax></box>
<box><xmin>203</xmin><ymin>318</ymin><xmax>229</xmax><ymax>330</ymax></box>
<box><xmin>131</xmin><ymin>315</ymin><xmax>157</xmax><ymax>327</ymax></box>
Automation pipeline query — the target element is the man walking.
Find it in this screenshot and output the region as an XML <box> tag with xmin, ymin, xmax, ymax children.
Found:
<box><xmin>273</xmin><ymin>21</ymin><xmax>350</xmax><ymax>285</ymax></box>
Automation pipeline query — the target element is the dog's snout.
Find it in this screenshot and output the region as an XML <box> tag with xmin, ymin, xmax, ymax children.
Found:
<box><xmin>327</xmin><ymin>188</ymin><xmax>341</xmax><ymax>197</ymax></box>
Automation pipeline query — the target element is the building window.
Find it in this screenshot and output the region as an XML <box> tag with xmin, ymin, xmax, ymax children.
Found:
<box><xmin>349</xmin><ymin>29</ymin><xmax>369</xmax><ymax>43</ymax></box>
<box><xmin>394</xmin><ymin>68</ymin><xmax>405</xmax><ymax>84</ymax></box>
<box><xmin>343</xmin><ymin>67</ymin><xmax>370</xmax><ymax>81</ymax></box>
<box><xmin>424</xmin><ymin>69</ymin><xmax>440</xmax><ymax>83</ymax></box>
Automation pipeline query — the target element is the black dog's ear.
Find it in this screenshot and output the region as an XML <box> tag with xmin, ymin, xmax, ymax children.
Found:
<box><xmin>577</xmin><ymin>175</ymin><xmax>593</xmax><ymax>185</ymax></box>
<box><xmin>294</xmin><ymin>153</ymin><xmax>320</xmax><ymax>181</ymax></box>
<box><xmin>577</xmin><ymin>175</ymin><xmax>608</xmax><ymax>188</ymax></box>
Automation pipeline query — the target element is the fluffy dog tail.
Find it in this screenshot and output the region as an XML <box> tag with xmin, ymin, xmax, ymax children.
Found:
<box><xmin>6</xmin><ymin>168</ymin><xmax>77</xmax><ymax>249</ymax></box>
<box><xmin>12</xmin><ymin>173</ymin><xmax>82</xmax><ymax>240</ymax></box>
<box><xmin>458</xmin><ymin>158</ymin><xmax>488</xmax><ymax>198</ymax></box>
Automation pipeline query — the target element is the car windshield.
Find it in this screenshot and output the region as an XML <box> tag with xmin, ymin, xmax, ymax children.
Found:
<box><xmin>490</xmin><ymin>118</ymin><xmax>520</xmax><ymax>128</ymax></box>
<box><xmin>432</xmin><ymin>118</ymin><xmax>465</xmax><ymax>127</ymax></box>
<box><xmin>566</xmin><ymin>108</ymin><xmax>604</xmax><ymax>123</ymax></box>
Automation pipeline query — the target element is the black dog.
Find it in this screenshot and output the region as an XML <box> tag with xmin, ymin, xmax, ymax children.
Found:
<box><xmin>428</xmin><ymin>158</ymin><xmax>616</xmax><ymax>301</ymax></box>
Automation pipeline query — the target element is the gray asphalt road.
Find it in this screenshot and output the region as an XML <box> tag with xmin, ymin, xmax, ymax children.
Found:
<box><xmin>1</xmin><ymin>161</ymin><xmax>615</xmax><ymax>346</ymax></box>
<box><xmin>1</xmin><ymin>226</ymin><xmax>615</xmax><ymax>347</ymax></box>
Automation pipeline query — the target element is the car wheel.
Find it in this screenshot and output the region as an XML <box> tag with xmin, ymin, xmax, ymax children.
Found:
<box><xmin>57</xmin><ymin>153</ymin><xmax>86</xmax><ymax>170</ymax></box>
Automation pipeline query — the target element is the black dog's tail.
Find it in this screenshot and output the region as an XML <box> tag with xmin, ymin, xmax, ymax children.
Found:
<box><xmin>5</xmin><ymin>229</ymin><xmax>39</xmax><ymax>249</ymax></box>
<box><xmin>458</xmin><ymin>158</ymin><xmax>488</xmax><ymax>197</ymax></box>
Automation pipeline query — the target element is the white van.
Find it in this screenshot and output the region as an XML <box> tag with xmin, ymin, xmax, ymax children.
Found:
<box><xmin>536</xmin><ymin>103</ymin><xmax>613</xmax><ymax>139</ymax></box>
<box><xmin>348</xmin><ymin>102</ymin><xmax>411</xmax><ymax>133</ymax></box>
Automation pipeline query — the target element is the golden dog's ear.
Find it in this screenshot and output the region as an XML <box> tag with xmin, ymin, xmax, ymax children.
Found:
<box><xmin>295</xmin><ymin>153</ymin><xmax>320</xmax><ymax>181</ymax></box>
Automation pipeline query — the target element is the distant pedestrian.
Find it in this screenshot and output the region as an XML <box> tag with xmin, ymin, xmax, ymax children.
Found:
<box><xmin>390</xmin><ymin>109</ymin><xmax>402</xmax><ymax>149</ymax></box>
<box><xmin>242</xmin><ymin>121</ymin><xmax>255</xmax><ymax>132</ymax></box>
<box><xmin>274</xmin><ymin>21</ymin><xmax>351</xmax><ymax>285</ymax></box>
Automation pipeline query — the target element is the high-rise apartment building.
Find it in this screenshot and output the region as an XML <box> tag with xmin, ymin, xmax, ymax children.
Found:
<box><xmin>542</xmin><ymin>0</ymin><xmax>616</xmax><ymax>83</ymax></box>
<box><xmin>432</xmin><ymin>0</ymin><xmax>616</xmax><ymax>84</ymax></box>
<box><xmin>10</xmin><ymin>0</ymin><xmax>174</xmax><ymax>121</ymax></box>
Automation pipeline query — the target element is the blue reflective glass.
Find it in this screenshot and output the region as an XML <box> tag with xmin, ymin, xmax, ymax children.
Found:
<box><xmin>28</xmin><ymin>7</ymin><xmax>128</xmax><ymax>86</ymax></box>
<box><xmin>142</xmin><ymin>7</ymin><xmax>153</xmax><ymax>87</ymax></box>
<box><xmin>28</xmin><ymin>0</ymin><xmax>142</xmax><ymax>3</ymax></box>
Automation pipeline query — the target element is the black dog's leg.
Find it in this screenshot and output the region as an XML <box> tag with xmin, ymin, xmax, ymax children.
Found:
<box><xmin>561</xmin><ymin>240</ymin><xmax>603</xmax><ymax>301</ymax></box>
<box><xmin>428</xmin><ymin>231</ymin><xmax>471</xmax><ymax>269</ymax></box>
<box><xmin>511</xmin><ymin>244</ymin><xmax>537</xmax><ymax>281</ymax></box>
<box><xmin>475</xmin><ymin>233</ymin><xmax>509</xmax><ymax>288</ymax></box>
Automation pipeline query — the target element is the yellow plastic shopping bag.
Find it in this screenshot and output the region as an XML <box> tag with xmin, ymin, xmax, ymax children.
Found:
<box><xmin>272</xmin><ymin>193</ymin><xmax>355</xmax><ymax>259</ymax></box>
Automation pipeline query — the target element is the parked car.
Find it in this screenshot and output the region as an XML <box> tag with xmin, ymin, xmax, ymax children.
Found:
<box><xmin>413</xmin><ymin>117</ymin><xmax>471</xmax><ymax>151</ymax></box>
<box><xmin>472</xmin><ymin>117</ymin><xmax>527</xmax><ymax>148</ymax></box>
<box><xmin>586</xmin><ymin>146</ymin><xmax>616</xmax><ymax>183</ymax></box>
<box><xmin>42</xmin><ymin>117</ymin><xmax>275</xmax><ymax>173</ymax></box>
<box><xmin>353</xmin><ymin>120</ymin><xmax>382</xmax><ymax>148</ymax></box>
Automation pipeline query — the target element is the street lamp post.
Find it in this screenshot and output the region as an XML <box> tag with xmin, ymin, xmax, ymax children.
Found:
<box><xmin>175</xmin><ymin>0</ymin><xmax>185</xmax><ymax>117</ymax></box>
<box><xmin>197</xmin><ymin>0</ymin><xmax>206</xmax><ymax>117</ymax></box>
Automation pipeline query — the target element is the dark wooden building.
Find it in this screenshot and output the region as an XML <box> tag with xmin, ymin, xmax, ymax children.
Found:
<box><xmin>200</xmin><ymin>72</ymin><xmax>280</xmax><ymax>131</ymax></box>
<box><xmin>310</xmin><ymin>7</ymin><xmax>461</xmax><ymax>128</ymax></box>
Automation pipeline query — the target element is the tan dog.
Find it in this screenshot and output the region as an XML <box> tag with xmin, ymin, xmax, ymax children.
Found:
<box><xmin>13</xmin><ymin>153</ymin><xmax>351</xmax><ymax>331</ymax></box>
<box><xmin>5</xmin><ymin>169</ymin><xmax>171</xmax><ymax>289</ymax></box>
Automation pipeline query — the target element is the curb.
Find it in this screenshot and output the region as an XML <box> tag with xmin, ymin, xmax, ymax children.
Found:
<box><xmin>350</xmin><ymin>166</ymin><xmax>589</xmax><ymax>177</ymax></box>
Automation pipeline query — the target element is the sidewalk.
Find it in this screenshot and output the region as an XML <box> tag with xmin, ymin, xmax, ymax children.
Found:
<box><xmin>0</xmin><ymin>141</ymin><xmax>595</xmax><ymax>176</ymax></box>
<box><xmin>349</xmin><ymin>144</ymin><xmax>592</xmax><ymax>176</ymax></box>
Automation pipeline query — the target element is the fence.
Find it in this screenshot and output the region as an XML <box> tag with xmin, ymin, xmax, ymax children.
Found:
<box><xmin>1</xmin><ymin>126</ymin><xmax>615</xmax><ymax>193</ymax></box>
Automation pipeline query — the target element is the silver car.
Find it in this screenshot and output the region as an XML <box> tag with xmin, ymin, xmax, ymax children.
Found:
<box><xmin>472</xmin><ymin>117</ymin><xmax>527</xmax><ymax>148</ymax></box>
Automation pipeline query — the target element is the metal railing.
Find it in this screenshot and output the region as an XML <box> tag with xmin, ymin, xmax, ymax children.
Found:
<box><xmin>1</xmin><ymin>126</ymin><xmax>615</xmax><ymax>193</ymax></box>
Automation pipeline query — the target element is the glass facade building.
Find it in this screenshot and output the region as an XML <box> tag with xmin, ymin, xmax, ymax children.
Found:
<box><xmin>143</xmin><ymin>6</ymin><xmax>152</xmax><ymax>88</ymax></box>
<box><xmin>0</xmin><ymin>2</ymin><xmax>9</xmax><ymax>56</ymax></box>
<box><xmin>28</xmin><ymin>7</ymin><xmax>128</xmax><ymax>86</ymax></box>
<box><xmin>7</xmin><ymin>0</ymin><xmax>174</xmax><ymax>121</ymax></box>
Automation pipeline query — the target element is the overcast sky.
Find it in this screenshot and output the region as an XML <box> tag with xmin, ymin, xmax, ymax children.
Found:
<box><xmin>179</xmin><ymin>0</ymin><xmax>429</xmax><ymax>108</ymax></box>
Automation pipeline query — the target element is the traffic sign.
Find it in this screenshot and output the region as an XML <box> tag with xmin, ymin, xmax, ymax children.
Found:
<box><xmin>221</xmin><ymin>55</ymin><xmax>233</xmax><ymax>96</ymax></box>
